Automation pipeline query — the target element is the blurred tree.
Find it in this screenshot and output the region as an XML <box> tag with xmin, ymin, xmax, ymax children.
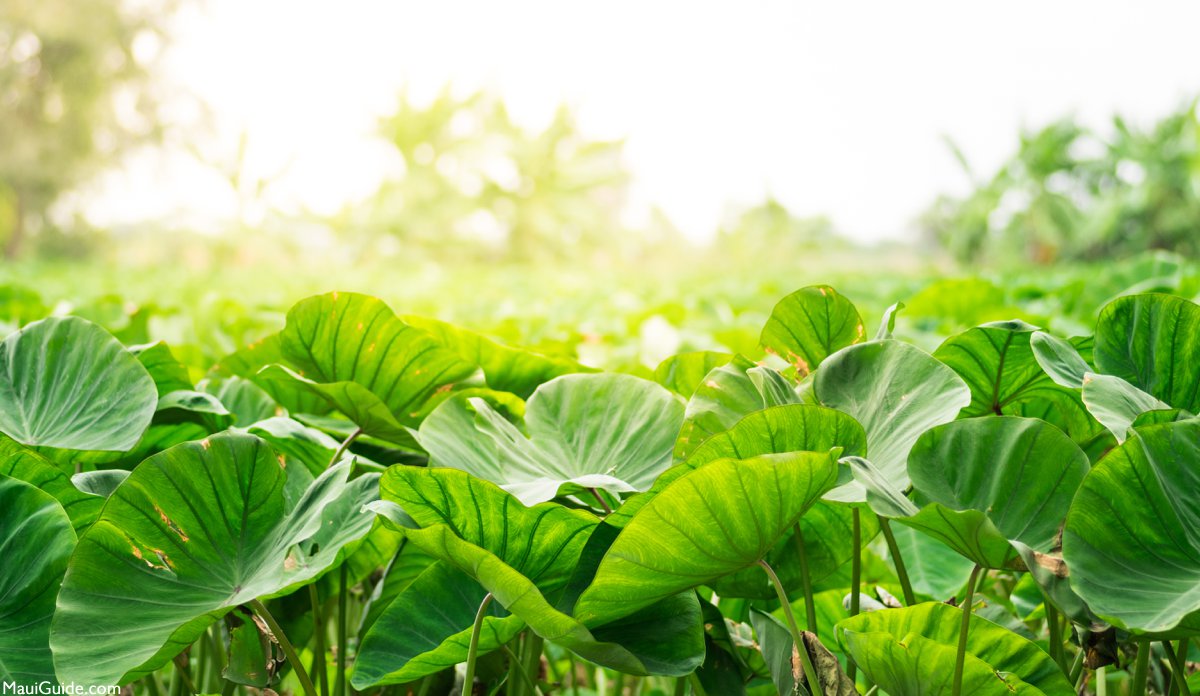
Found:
<box><xmin>350</xmin><ymin>89</ymin><xmax>630</xmax><ymax>262</ymax></box>
<box><xmin>923</xmin><ymin>102</ymin><xmax>1200</xmax><ymax>264</ymax></box>
<box><xmin>714</xmin><ymin>197</ymin><xmax>844</xmax><ymax>264</ymax></box>
<box><xmin>0</xmin><ymin>0</ymin><xmax>173</xmax><ymax>258</ymax></box>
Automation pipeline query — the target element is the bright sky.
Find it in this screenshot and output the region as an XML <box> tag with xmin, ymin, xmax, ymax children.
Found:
<box><xmin>88</xmin><ymin>0</ymin><xmax>1200</xmax><ymax>244</ymax></box>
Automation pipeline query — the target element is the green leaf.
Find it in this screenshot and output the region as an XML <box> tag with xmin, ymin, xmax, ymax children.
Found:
<box><xmin>0</xmin><ymin>474</ymin><xmax>76</xmax><ymax>685</ymax></box>
<box><xmin>897</xmin><ymin>417</ymin><xmax>1089</xmax><ymax>569</ymax></box>
<box><xmin>0</xmin><ymin>437</ymin><xmax>102</xmax><ymax>532</ymax></box>
<box><xmin>1094</xmin><ymin>293</ymin><xmax>1200</xmax><ymax>412</ymax></box>
<box><xmin>131</xmin><ymin>342</ymin><xmax>194</xmax><ymax>395</ymax></box>
<box><xmin>223</xmin><ymin>614</ymin><xmax>273</xmax><ymax>687</ymax></box>
<box><xmin>210</xmin><ymin>334</ymin><xmax>330</xmax><ymax>415</ymax></box>
<box><xmin>1063</xmin><ymin>419</ymin><xmax>1200</xmax><ymax>634</ymax></box>
<box><xmin>0</xmin><ymin>317</ymin><xmax>157</xmax><ymax>451</ymax></box>
<box><xmin>1030</xmin><ymin>331</ymin><xmax>1091</xmax><ymax>389</ymax></box>
<box><xmin>814</xmin><ymin>340</ymin><xmax>970</xmax><ymax>496</ymax></box>
<box><xmin>674</xmin><ymin>356</ymin><xmax>800</xmax><ymax>460</ymax></box>
<box><xmin>654</xmin><ymin>351</ymin><xmax>733</xmax><ymax>397</ymax></box>
<box><xmin>575</xmin><ymin>450</ymin><xmax>840</xmax><ymax>624</ymax></box>
<box><xmin>353</xmin><ymin>561</ymin><xmax>524</xmax><ymax>686</ymax></box>
<box><xmin>370</xmin><ymin>466</ymin><xmax>703</xmax><ymax>677</ymax></box>
<box><xmin>70</xmin><ymin>469</ymin><xmax>130</xmax><ymax>498</ymax></box>
<box><xmin>1082</xmin><ymin>372</ymin><xmax>1172</xmax><ymax>442</ymax></box>
<box><xmin>935</xmin><ymin>321</ymin><xmax>1098</xmax><ymax>442</ymax></box>
<box><xmin>760</xmin><ymin>285</ymin><xmax>865</xmax><ymax>376</ymax></box>
<box><xmin>51</xmin><ymin>432</ymin><xmax>379</xmax><ymax>685</ymax></box>
<box><xmin>275</xmin><ymin>292</ymin><xmax>477</xmax><ymax>440</ymax></box>
<box><xmin>207</xmin><ymin>376</ymin><xmax>280</xmax><ymax>426</ymax></box>
<box><xmin>418</xmin><ymin>373</ymin><xmax>683</xmax><ymax>505</ymax></box>
<box><xmin>875</xmin><ymin>301</ymin><xmax>905</xmax><ymax>340</ymax></box>
<box><xmin>405</xmin><ymin>315</ymin><xmax>594</xmax><ymax>399</ymax></box>
<box><xmin>835</xmin><ymin>603</ymin><xmax>1075</xmax><ymax>696</ymax></box>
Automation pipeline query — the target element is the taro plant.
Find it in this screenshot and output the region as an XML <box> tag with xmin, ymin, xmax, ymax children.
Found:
<box><xmin>0</xmin><ymin>284</ymin><xmax>1197</xmax><ymax>696</ymax></box>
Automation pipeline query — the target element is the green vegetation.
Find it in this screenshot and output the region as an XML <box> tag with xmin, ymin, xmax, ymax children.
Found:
<box><xmin>0</xmin><ymin>265</ymin><xmax>1197</xmax><ymax>695</ymax></box>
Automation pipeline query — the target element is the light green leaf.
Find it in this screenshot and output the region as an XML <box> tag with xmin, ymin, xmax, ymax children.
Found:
<box><xmin>814</xmin><ymin>340</ymin><xmax>970</xmax><ymax>495</ymax></box>
<box><xmin>0</xmin><ymin>438</ymin><xmax>102</xmax><ymax>532</ymax></box>
<box><xmin>419</xmin><ymin>373</ymin><xmax>683</xmax><ymax>505</ymax></box>
<box><xmin>1082</xmin><ymin>372</ymin><xmax>1172</xmax><ymax>442</ymax></box>
<box><xmin>0</xmin><ymin>317</ymin><xmax>157</xmax><ymax>451</ymax></box>
<box><xmin>760</xmin><ymin>285</ymin><xmax>865</xmax><ymax>376</ymax></box>
<box><xmin>575</xmin><ymin>451</ymin><xmax>840</xmax><ymax>624</ymax></box>
<box><xmin>274</xmin><ymin>292</ymin><xmax>477</xmax><ymax>440</ymax></box>
<box><xmin>835</xmin><ymin>603</ymin><xmax>1074</xmax><ymax>696</ymax></box>
<box><xmin>51</xmin><ymin>432</ymin><xmax>379</xmax><ymax>685</ymax></box>
<box><xmin>654</xmin><ymin>351</ymin><xmax>733</xmax><ymax>397</ymax></box>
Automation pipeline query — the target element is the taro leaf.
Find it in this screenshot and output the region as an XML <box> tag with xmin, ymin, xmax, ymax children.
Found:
<box><xmin>405</xmin><ymin>315</ymin><xmax>594</xmax><ymax>399</ymax></box>
<box><xmin>0</xmin><ymin>438</ymin><xmax>102</xmax><ymax>532</ymax></box>
<box><xmin>210</xmin><ymin>334</ymin><xmax>330</xmax><ymax>415</ymax></box>
<box><xmin>934</xmin><ymin>321</ymin><xmax>1098</xmax><ymax>442</ymax></box>
<box><xmin>1032</xmin><ymin>330</ymin><xmax>1177</xmax><ymax>442</ymax></box>
<box><xmin>1094</xmin><ymin>293</ymin><xmax>1200</xmax><ymax>412</ymax></box>
<box><xmin>51</xmin><ymin>432</ymin><xmax>379</xmax><ymax>685</ymax></box>
<box><xmin>1082</xmin><ymin>372</ymin><xmax>1172</xmax><ymax>442</ymax></box>
<box><xmin>875</xmin><ymin>301</ymin><xmax>904</xmax><ymax>340</ymax></box>
<box><xmin>679</xmin><ymin>405</ymin><xmax>870</xmax><ymax>598</ymax></box>
<box><xmin>574</xmin><ymin>451</ymin><xmax>840</xmax><ymax>624</ymax></box>
<box><xmin>751</xmin><ymin>609</ymin><xmax>856</xmax><ymax>696</ymax></box>
<box><xmin>131</xmin><ymin>342</ymin><xmax>194</xmax><ymax>395</ymax></box>
<box><xmin>760</xmin><ymin>285</ymin><xmax>865</xmax><ymax>377</ymax></box>
<box><xmin>369</xmin><ymin>466</ymin><xmax>704</xmax><ymax>678</ymax></box>
<box><xmin>897</xmin><ymin>417</ymin><xmax>1089</xmax><ymax>569</ymax></box>
<box><xmin>273</xmin><ymin>292</ymin><xmax>477</xmax><ymax>443</ymax></box>
<box><xmin>695</xmin><ymin>600</ymin><xmax>749</xmax><ymax>696</ymax></box>
<box><xmin>654</xmin><ymin>351</ymin><xmax>733</xmax><ymax>397</ymax></box>
<box><xmin>1062</xmin><ymin>419</ymin><xmax>1200</xmax><ymax>634</ymax></box>
<box><xmin>814</xmin><ymin>340</ymin><xmax>970</xmax><ymax>497</ymax></box>
<box><xmin>418</xmin><ymin>373</ymin><xmax>683</xmax><ymax>505</ymax></box>
<box><xmin>244</xmin><ymin>416</ymin><xmax>344</xmax><ymax>475</ymax></box>
<box><xmin>1030</xmin><ymin>331</ymin><xmax>1091</xmax><ymax>389</ymax></box>
<box><xmin>835</xmin><ymin>603</ymin><xmax>1075</xmax><ymax>696</ymax></box>
<box><xmin>353</xmin><ymin>561</ymin><xmax>524</xmax><ymax>686</ymax></box>
<box><xmin>674</xmin><ymin>356</ymin><xmax>801</xmax><ymax>460</ymax></box>
<box><xmin>70</xmin><ymin>469</ymin><xmax>130</xmax><ymax>499</ymax></box>
<box><xmin>0</xmin><ymin>317</ymin><xmax>157</xmax><ymax>451</ymax></box>
<box><xmin>207</xmin><ymin>376</ymin><xmax>279</xmax><ymax>426</ymax></box>
<box><xmin>0</xmin><ymin>474</ymin><xmax>76</xmax><ymax>685</ymax></box>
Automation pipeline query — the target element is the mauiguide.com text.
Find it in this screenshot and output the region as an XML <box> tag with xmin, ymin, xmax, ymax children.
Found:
<box><xmin>1</xmin><ymin>683</ymin><xmax>119</xmax><ymax>695</ymax></box>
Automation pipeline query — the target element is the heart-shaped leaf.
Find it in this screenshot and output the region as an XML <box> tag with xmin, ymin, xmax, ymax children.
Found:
<box><xmin>0</xmin><ymin>474</ymin><xmax>76</xmax><ymax>685</ymax></box>
<box><xmin>760</xmin><ymin>285</ymin><xmax>865</xmax><ymax>377</ymax></box>
<box><xmin>51</xmin><ymin>432</ymin><xmax>379</xmax><ymax>685</ymax></box>
<box><xmin>935</xmin><ymin>321</ymin><xmax>1099</xmax><ymax>442</ymax></box>
<box><xmin>1063</xmin><ymin>419</ymin><xmax>1200</xmax><ymax>634</ymax></box>
<box><xmin>835</xmin><ymin>603</ymin><xmax>1074</xmax><ymax>696</ymax></box>
<box><xmin>654</xmin><ymin>351</ymin><xmax>733</xmax><ymax>397</ymax></box>
<box><xmin>896</xmin><ymin>417</ymin><xmax>1089</xmax><ymax>569</ymax></box>
<box><xmin>574</xmin><ymin>450</ymin><xmax>840</xmax><ymax>624</ymax></box>
<box><xmin>362</xmin><ymin>466</ymin><xmax>704</xmax><ymax>680</ymax></box>
<box><xmin>814</xmin><ymin>340</ymin><xmax>970</xmax><ymax>496</ymax></box>
<box><xmin>1094</xmin><ymin>293</ymin><xmax>1200</xmax><ymax>412</ymax></box>
<box><xmin>272</xmin><ymin>292</ymin><xmax>477</xmax><ymax>442</ymax></box>
<box><xmin>418</xmin><ymin>373</ymin><xmax>683</xmax><ymax>505</ymax></box>
<box><xmin>0</xmin><ymin>317</ymin><xmax>157</xmax><ymax>451</ymax></box>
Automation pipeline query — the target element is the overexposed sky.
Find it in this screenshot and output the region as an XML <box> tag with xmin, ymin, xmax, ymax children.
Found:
<box><xmin>88</xmin><ymin>0</ymin><xmax>1200</xmax><ymax>243</ymax></box>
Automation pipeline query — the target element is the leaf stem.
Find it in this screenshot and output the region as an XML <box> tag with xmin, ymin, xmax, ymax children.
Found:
<box><xmin>847</xmin><ymin>507</ymin><xmax>862</xmax><ymax>684</ymax></box>
<box><xmin>877</xmin><ymin>517</ymin><xmax>916</xmax><ymax>606</ymax></box>
<box><xmin>1067</xmin><ymin>642</ymin><xmax>1086</xmax><ymax>687</ymax></box>
<box><xmin>1044</xmin><ymin>600</ymin><xmax>1064</xmax><ymax>672</ymax></box>
<box><xmin>334</xmin><ymin>564</ymin><xmax>350</xmax><ymax>696</ymax></box>
<box><xmin>500</xmin><ymin>644</ymin><xmax>544</xmax><ymax>696</ymax></box>
<box><xmin>1132</xmin><ymin>639</ymin><xmax>1151</xmax><ymax>696</ymax></box>
<box><xmin>250</xmin><ymin>598</ymin><xmax>318</xmax><ymax>696</ymax></box>
<box><xmin>309</xmin><ymin>583</ymin><xmax>330</xmax><ymax>696</ymax></box>
<box><xmin>790</xmin><ymin>523</ymin><xmax>818</xmax><ymax>634</ymax></box>
<box><xmin>758</xmin><ymin>558</ymin><xmax>824</xmax><ymax>696</ymax></box>
<box><xmin>1165</xmin><ymin>639</ymin><xmax>1192</xmax><ymax>696</ymax></box>
<box><xmin>330</xmin><ymin>427</ymin><xmax>364</xmax><ymax>468</ymax></box>
<box><xmin>951</xmin><ymin>565</ymin><xmax>982</xmax><ymax>696</ymax></box>
<box><xmin>463</xmin><ymin>593</ymin><xmax>495</xmax><ymax>696</ymax></box>
<box><xmin>588</xmin><ymin>487</ymin><xmax>612</xmax><ymax>515</ymax></box>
